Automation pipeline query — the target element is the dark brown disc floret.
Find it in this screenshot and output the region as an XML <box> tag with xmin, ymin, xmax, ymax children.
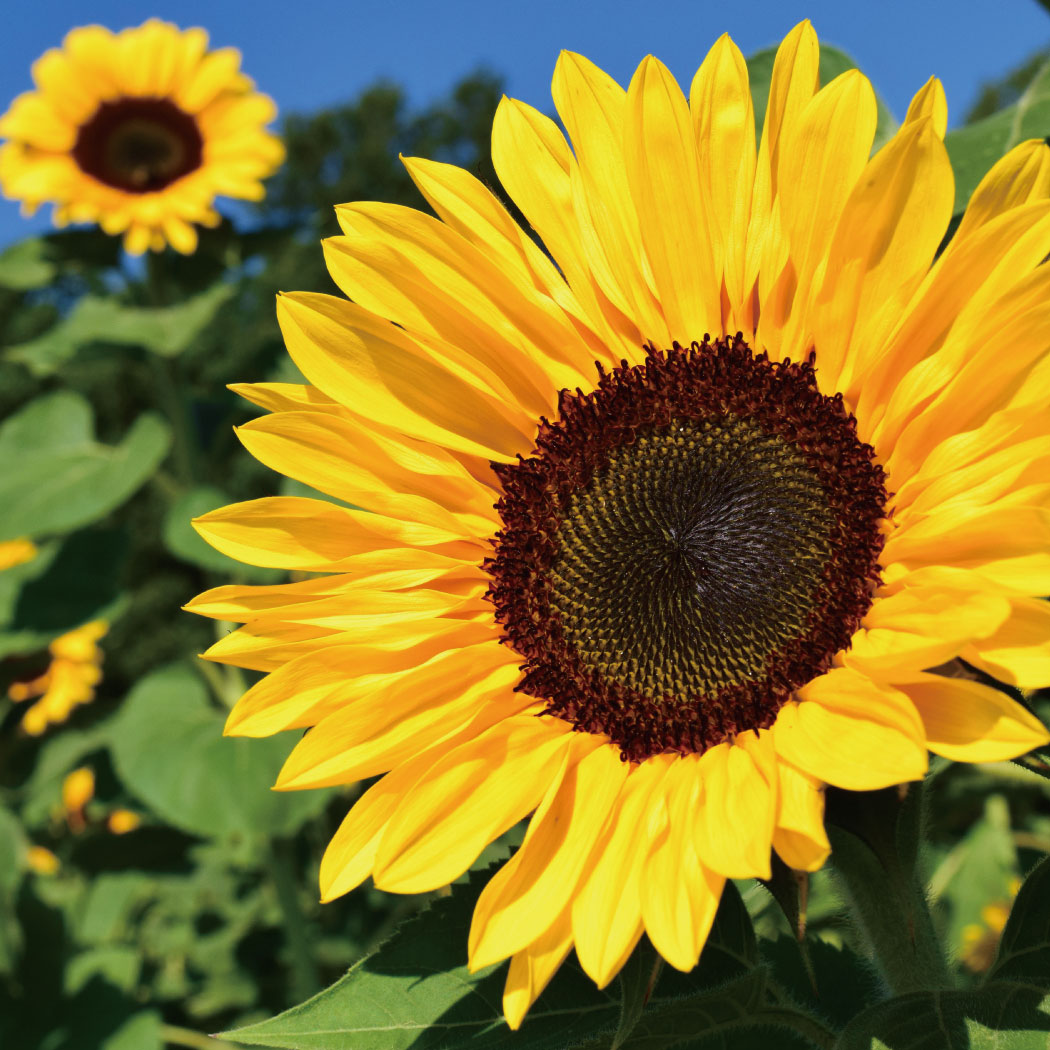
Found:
<box><xmin>485</xmin><ymin>336</ymin><xmax>888</xmax><ymax>762</ymax></box>
<box><xmin>73</xmin><ymin>98</ymin><xmax>204</xmax><ymax>192</ymax></box>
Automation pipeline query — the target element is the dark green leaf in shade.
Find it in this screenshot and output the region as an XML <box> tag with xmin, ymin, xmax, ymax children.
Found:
<box><xmin>988</xmin><ymin>854</ymin><xmax>1050</xmax><ymax>989</ymax></box>
<box><xmin>747</xmin><ymin>44</ymin><xmax>899</xmax><ymax>151</ymax></box>
<box><xmin>108</xmin><ymin>664</ymin><xmax>330</xmax><ymax>838</ymax></box>
<box><xmin>945</xmin><ymin>56</ymin><xmax>1050</xmax><ymax>213</ymax></box>
<box><xmin>0</xmin><ymin>391</ymin><xmax>171</xmax><ymax>543</ymax></box>
<box><xmin>0</xmin><ymin>528</ymin><xmax>127</xmax><ymax>659</ymax></box>
<box><xmin>218</xmin><ymin>866</ymin><xmax>836</xmax><ymax>1050</ymax></box>
<box><xmin>834</xmin><ymin>984</ymin><xmax>1050</xmax><ymax>1050</ymax></box>
<box><xmin>4</xmin><ymin>281</ymin><xmax>234</xmax><ymax>375</ymax></box>
<box><xmin>0</xmin><ymin>238</ymin><xmax>58</xmax><ymax>290</ymax></box>
<box><xmin>762</xmin><ymin>936</ymin><xmax>882</xmax><ymax>1030</ymax></box>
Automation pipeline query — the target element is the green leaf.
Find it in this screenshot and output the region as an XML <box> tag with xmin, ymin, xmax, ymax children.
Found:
<box><xmin>0</xmin><ymin>529</ymin><xmax>127</xmax><ymax>658</ymax></box>
<box><xmin>108</xmin><ymin>664</ymin><xmax>330</xmax><ymax>838</ymax></box>
<box><xmin>931</xmin><ymin>794</ymin><xmax>1018</xmax><ymax>965</ymax></box>
<box><xmin>3</xmin><ymin>282</ymin><xmax>234</xmax><ymax>375</ymax></box>
<box><xmin>835</xmin><ymin>984</ymin><xmax>1050</xmax><ymax>1049</ymax></box>
<box><xmin>0</xmin><ymin>392</ymin><xmax>171</xmax><ymax>542</ymax></box>
<box><xmin>219</xmin><ymin>864</ymin><xmax>778</xmax><ymax>1050</ymax></box>
<box><xmin>0</xmin><ymin>239</ymin><xmax>56</xmax><ymax>290</ymax></box>
<box><xmin>747</xmin><ymin>44</ymin><xmax>899</xmax><ymax>151</ymax></box>
<box><xmin>988</xmin><ymin>854</ymin><xmax>1050</xmax><ymax>989</ymax></box>
<box><xmin>946</xmin><ymin>56</ymin><xmax>1050</xmax><ymax>213</ymax></box>
<box><xmin>762</xmin><ymin>936</ymin><xmax>881</xmax><ymax>1030</ymax></box>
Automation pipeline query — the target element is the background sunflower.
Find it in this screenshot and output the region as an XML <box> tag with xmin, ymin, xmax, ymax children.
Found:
<box><xmin>0</xmin><ymin>20</ymin><xmax>284</xmax><ymax>254</ymax></box>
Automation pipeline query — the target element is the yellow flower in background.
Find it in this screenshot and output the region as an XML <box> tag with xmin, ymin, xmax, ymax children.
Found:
<box><xmin>0</xmin><ymin>19</ymin><xmax>284</xmax><ymax>255</ymax></box>
<box><xmin>61</xmin><ymin>766</ymin><xmax>95</xmax><ymax>832</ymax></box>
<box><xmin>960</xmin><ymin>877</ymin><xmax>1022</xmax><ymax>973</ymax></box>
<box><xmin>190</xmin><ymin>21</ymin><xmax>1050</xmax><ymax>1028</ymax></box>
<box><xmin>0</xmin><ymin>538</ymin><xmax>37</xmax><ymax>571</ymax></box>
<box><xmin>107</xmin><ymin>809</ymin><xmax>142</xmax><ymax>835</ymax></box>
<box><xmin>9</xmin><ymin>620</ymin><xmax>108</xmax><ymax>735</ymax></box>
<box><xmin>26</xmin><ymin>845</ymin><xmax>60</xmax><ymax>876</ymax></box>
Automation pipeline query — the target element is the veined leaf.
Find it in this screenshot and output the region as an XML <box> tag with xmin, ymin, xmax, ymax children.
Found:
<box><xmin>0</xmin><ymin>392</ymin><xmax>170</xmax><ymax>542</ymax></box>
<box><xmin>4</xmin><ymin>282</ymin><xmax>234</xmax><ymax>375</ymax></box>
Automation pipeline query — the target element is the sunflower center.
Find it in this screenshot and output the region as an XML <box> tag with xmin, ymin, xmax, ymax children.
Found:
<box><xmin>73</xmin><ymin>98</ymin><xmax>203</xmax><ymax>193</ymax></box>
<box><xmin>487</xmin><ymin>336</ymin><xmax>888</xmax><ymax>762</ymax></box>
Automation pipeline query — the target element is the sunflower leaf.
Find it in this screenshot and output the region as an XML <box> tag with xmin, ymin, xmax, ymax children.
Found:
<box><xmin>107</xmin><ymin>664</ymin><xmax>331</xmax><ymax>838</ymax></box>
<box><xmin>218</xmin><ymin>864</ymin><xmax>773</xmax><ymax>1050</ymax></box>
<box><xmin>0</xmin><ymin>238</ymin><xmax>57</xmax><ymax>290</ymax></box>
<box><xmin>833</xmin><ymin>984</ymin><xmax>1050</xmax><ymax>1049</ymax></box>
<box><xmin>987</xmin><ymin>854</ymin><xmax>1050</xmax><ymax>989</ymax></box>
<box><xmin>0</xmin><ymin>392</ymin><xmax>171</xmax><ymax>543</ymax></box>
<box><xmin>3</xmin><ymin>282</ymin><xmax>234</xmax><ymax>375</ymax></box>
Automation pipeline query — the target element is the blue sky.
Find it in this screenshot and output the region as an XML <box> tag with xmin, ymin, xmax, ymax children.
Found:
<box><xmin>2</xmin><ymin>0</ymin><xmax>1048</xmax><ymax>247</ymax></box>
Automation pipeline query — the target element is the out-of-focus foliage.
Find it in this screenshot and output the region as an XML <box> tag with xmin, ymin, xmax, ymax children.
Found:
<box><xmin>1</xmin><ymin>42</ymin><xmax>1050</xmax><ymax>1050</ymax></box>
<box><xmin>0</xmin><ymin>72</ymin><xmax>504</xmax><ymax>1050</ymax></box>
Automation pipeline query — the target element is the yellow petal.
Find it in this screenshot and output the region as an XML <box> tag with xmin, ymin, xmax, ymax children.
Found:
<box><xmin>572</xmin><ymin>756</ymin><xmax>672</xmax><ymax>988</ymax></box>
<box><xmin>277</xmin><ymin>292</ymin><xmax>533</xmax><ymax>462</ymax></box>
<box><xmin>503</xmin><ymin>905</ymin><xmax>575</xmax><ymax>1031</ymax></box>
<box><xmin>777</xmin><ymin>69</ymin><xmax>877</xmax><ymax>333</ymax></box>
<box><xmin>643</xmin><ymin>756</ymin><xmax>724</xmax><ymax>971</ymax></box>
<box><xmin>816</xmin><ymin>117</ymin><xmax>953</xmax><ymax>396</ymax></box>
<box><xmin>237</xmin><ymin>410</ymin><xmax>496</xmax><ymax>531</ymax></box>
<box><xmin>772</xmin><ymin>762</ymin><xmax>829</xmax><ymax>872</ymax></box>
<box><xmin>275</xmin><ymin>654</ymin><xmax>521</xmax><ymax>789</ymax></box>
<box><xmin>773</xmin><ymin>668</ymin><xmax>927</xmax><ymax>789</ymax></box>
<box><xmin>193</xmin><ymin>497</ymin><xmax>474</xmax><ymax>571</ymax></box>
<box><xmin>904</xmin><ymin>77</ymin><xmax>947</xmax><ymax>138</ymax></box>
<box><xmin>844</xmin><ymin>584</ymin><xmax>1011</xmax><ymax>678</ymax></box>
<box><xmin>625</xmin><ymin>55</ymin><xmax>720</xmax><ymax>340</ymax></box>
<box><xmin>690</xmin><ymin>34</ymin><xmax>756</xmax><ymax>327</ymax></box>
<box><xmin>899</xmin><ymin>672</ymin><xmax>1049</xmax><ymax>762</ymax></box>
<box><xmin>693</xmin><ymin>730</ymin><xmax>777</xmax><ymax>879</ymax></box>
<box><xmin>552</xmin><ymin>51</ymin><xmax>665</xmax><ymax>337</ymax></box>
<box><xmin>469</xmin><ymin>740</ymin><xmax>626</xmax><ymax>969</ymax></box>
<box><xmin>964</xmin><ymin>597</ymin><xmax>1050</xmax><ymax>690</ymax></box>
<box><xmin>882</xmin><ymin>506</ymin><xmax>1050</xmax><ymax>590</ymax></box>
<box><xmin>372</xmin><ymin>715</ymin><xmax>575</xmax><ymax>893</ymax></box>
<box><xmin>954</xmin><ymin>139</ymin><xmax>1050</xmax><ymax>242</ymax></box>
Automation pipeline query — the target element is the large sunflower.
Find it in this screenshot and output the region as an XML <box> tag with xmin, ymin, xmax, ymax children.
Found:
<box><xmin>189</xmin><ymin>22</ymin><xmax>1050</xmax><ymax>1028</ymax></box>
<box><xmin>0</xmin><ymin>19</ymin><xmax>284</xmax><ymax>255</ymax></box>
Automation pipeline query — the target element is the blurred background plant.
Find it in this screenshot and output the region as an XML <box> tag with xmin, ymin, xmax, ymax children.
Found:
<box><xmin>1</xmin><ymin>17</ymin><xmax>1049</xmax><ymax>1050</ymax></box>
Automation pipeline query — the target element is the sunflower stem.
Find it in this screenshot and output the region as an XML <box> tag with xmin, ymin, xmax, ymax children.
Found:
<box><xmin>826</xmin><ymin>782</ymin><xmax>952</xmax><ymax>996</ymax></box>
<box><xmin>145</xmin><ymin>251</ymin><xmax>198</xmax><ymax>487</ymax></box>
<box><xmin>266</xmin><ymin>837</ymin><xmax>322</xmax><ymax>1003</ymax></box>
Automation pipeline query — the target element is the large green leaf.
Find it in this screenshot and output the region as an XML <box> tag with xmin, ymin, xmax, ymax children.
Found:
<box><xmin>988</xmin><ymin>854</ymin><xmax>1050</xmax><ymax>989</ymax></box>
<box><xmin>0</xmin><ymin>391</ymin><xmax>171</xmax><ymax>542</ymax></box>
<box><xmin>835</xmin><ymin>984</ymin><xmax>1050</xmax><ymax>1049</ymax></box>
<box><xmin>0</xmin><ymin>238</ymin><xmax>57</xmax><ymax>290</ymax></box>
<box><xmin>3</xmin><ymin>282</ymin><xmax>234</xmax><ymax>375</ymax></box>
<box><xmin>946</xmin><ymin>56</ymin><xmax>1050</xmax><ymax>213</ymax></box>
<box><xmin>219</xmin><ymin>868</ymin><xmax>828</xmax><ymax>1050</ymax></box>
<box><xmin>108</xmin><ymin>664</ymin><xmax>330</xmax><ymax>838</ymax></box>
<box><xmin>747</xmin><ymin>44</ymin><xmax>899</xmax><ymax>151</ymax></box>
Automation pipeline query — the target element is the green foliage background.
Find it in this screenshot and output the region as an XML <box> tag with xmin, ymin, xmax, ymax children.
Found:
<box><xmin>1</xmin><ymin>45</ymin><xmax>1050</xmax><ymax>1050</ymax></box>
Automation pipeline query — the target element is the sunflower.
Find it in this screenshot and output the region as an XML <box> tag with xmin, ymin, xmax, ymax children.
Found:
<box><xmin>189</xmin><ymin>22</ymin><xmax>1050</xmax><ymax>1028</ymax></box>
<box><xmin>0</xmin><ymin>19</ymin><xmax>284</xmax><ymax>255</ymax></box>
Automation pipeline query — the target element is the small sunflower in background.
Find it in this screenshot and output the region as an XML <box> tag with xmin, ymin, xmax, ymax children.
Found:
<box><xmin>190</xmin><ymin>21</ymin><xmax>1050</xmax><ymax>1028</ymax></box>
<box><xmin>0</xmin><ymin>19</ymin><xmax>284</xmax><ymax>255</ymax></box>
